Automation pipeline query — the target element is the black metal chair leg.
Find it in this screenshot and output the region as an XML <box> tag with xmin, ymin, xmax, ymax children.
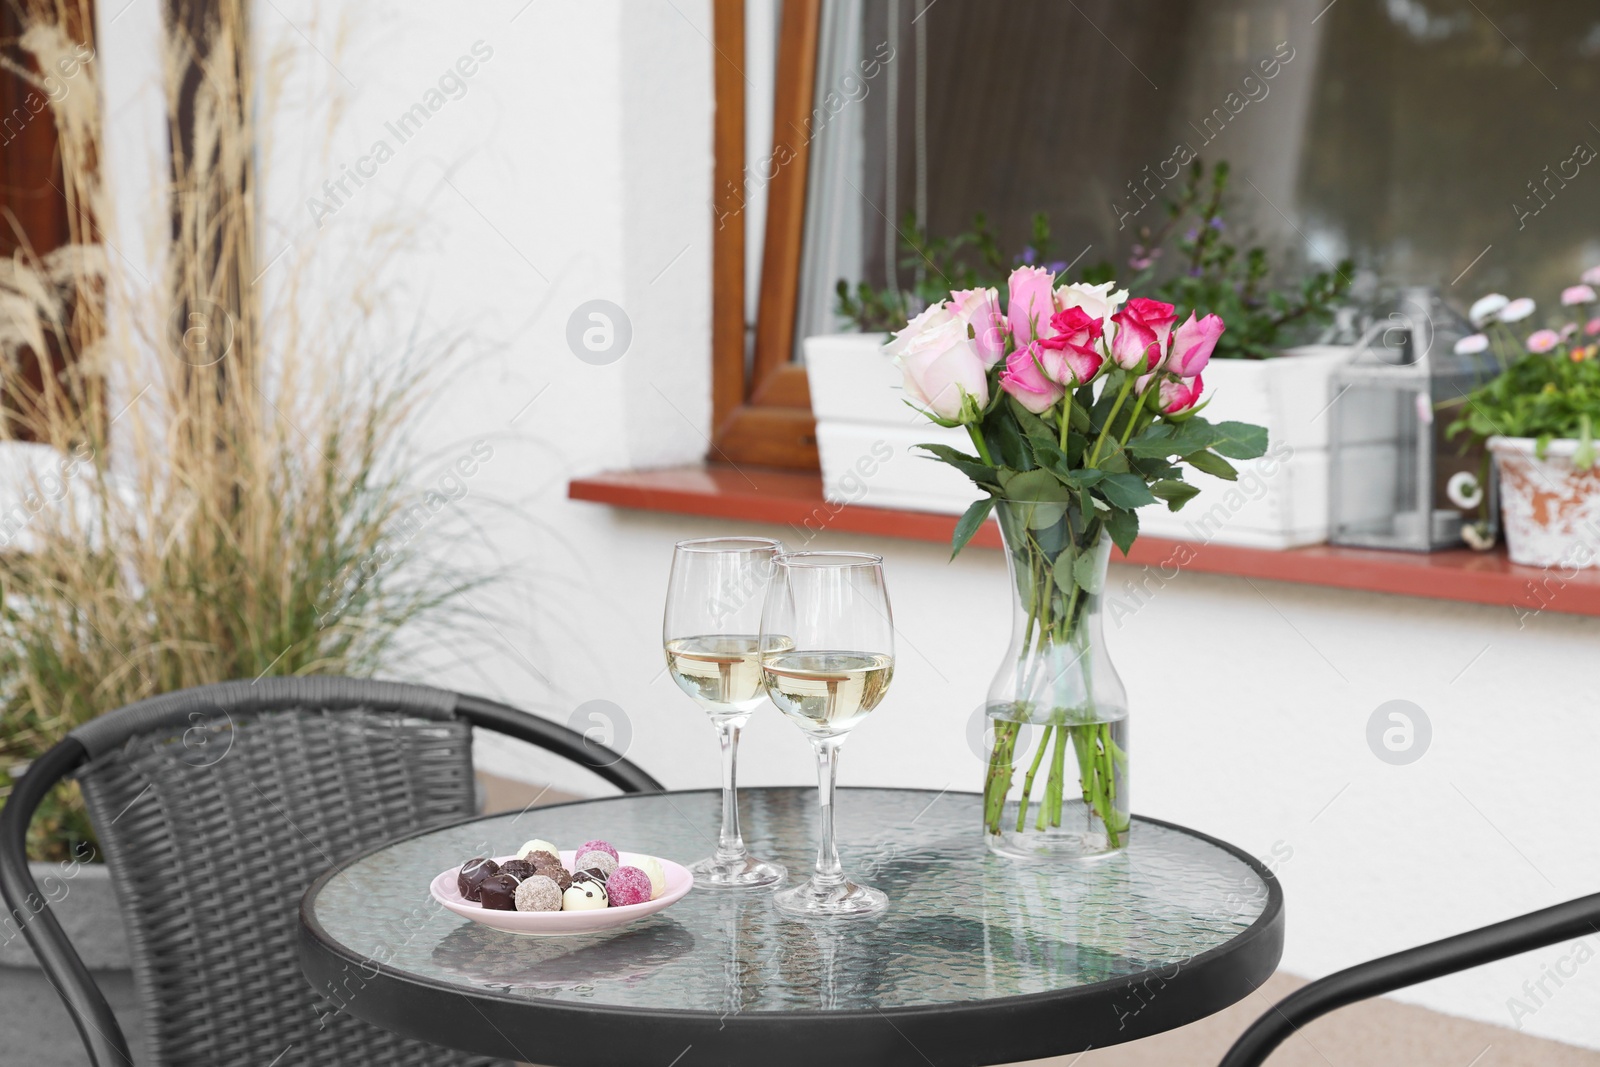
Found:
<box><xmin>1220</xmin><ymin>891</ymin><xmax>1600</xmax><ymax>1066</ymax></box>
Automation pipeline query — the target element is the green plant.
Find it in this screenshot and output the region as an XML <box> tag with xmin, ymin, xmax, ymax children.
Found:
<box><xmin>0</xmin><ymin>0</ymin><xmax>483</xmax><ymax>861</ymax></box>
<box><xmin>1449</xmin><ymin>351</ymin><xmax>1599</xmax><ymax>468</ymax></box>
<box><xmin>1125</xmin><ymin>160</ymin><xmax>1354</xmax><ymax>359</ymax></box>
<box><xmin>835</xmin><ymin>211</ymin><xmax>1056</xmax><ymax>332</ymax></box>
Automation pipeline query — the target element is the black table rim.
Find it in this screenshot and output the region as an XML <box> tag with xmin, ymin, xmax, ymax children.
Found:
<box><xmin>298</xmin><ymin>787</ymin><xmax>1284</xmax><ymax>1067</ymax></box>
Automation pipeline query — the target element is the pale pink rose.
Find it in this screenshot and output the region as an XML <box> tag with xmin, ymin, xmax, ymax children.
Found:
<box><xmin>1561</xmin><ymin>284</ymin><xmax>1597</xmax><ymax>306</ymax></box>
<box><xmin>883</xmin><ymin>301</ymin><xmax>957</xmax><ymax>361</ymax></box>
<box><xmin>1165</xmin><ymin>313</ymin><xmax>1225</xmax><ymax>376</ymax></box>
<box><xmin>1159</xmin><ymin>374</ymin><xmax>1204</xmax><ymax>414</ymax></box>
<box><xmin>893</xmin><ymin>315</ymin><xmax>989</xmax><ymax>420</ymax></box>
<box><xmin>1582</xmin><ymin>265</ymin><xmax>1600</xmax><ymax>287</ymax></box>
<box><xmin>1109</xmin><ymin>298</ymin><xmax>1178</xmax><ymax>372</ymax></box>
<box><xmin>948</xmin><ymin>287</ymin><xmax>1008</xmax><ymax>365</ymax></box>
<box><xmin>1007</xmin><ymin>266</ymin><xmax>1058</xmax><ymax>346</ymax></box>
<box><xmin>998</xmin><ymin>341</ymin><xmax>1065</xmax><ymax>414</ymax></box>
<box><xmin>1526</xmin><ymin>329</ymin><xmax>1561</xmax><ymax>353</ymax></box>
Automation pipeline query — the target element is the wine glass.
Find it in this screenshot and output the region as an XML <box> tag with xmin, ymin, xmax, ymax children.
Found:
<box><xmin>663</xmin><ymin>537</ymin><xmax>787</xmax><ymax>889</ymax></box>
<box><xmin>760</xmin><ymin>551</ymin><xmax>894</xmax><ymax>919</ymax></box>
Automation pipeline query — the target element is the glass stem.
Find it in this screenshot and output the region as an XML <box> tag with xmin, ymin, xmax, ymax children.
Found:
<box><xmin>811</xmin><ymin>737</ymin><xmax>845</xmax><ymax>888</ymax></box>
<box><xmin>714</xmin><ymin>715</ymin><xmax>749</xmax><ymax>862</ymax></box>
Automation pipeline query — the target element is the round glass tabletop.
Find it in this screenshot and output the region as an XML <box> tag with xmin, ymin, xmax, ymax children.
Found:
<box><xmin>299</xmin><ymin>787</ymin><xmax>1282</xmax><ymax>1066</ymax></box>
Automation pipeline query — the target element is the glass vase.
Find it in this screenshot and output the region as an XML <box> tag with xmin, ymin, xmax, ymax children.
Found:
<box><xmin>982</xmin><ymin>498</ymin><xmax>1130</xmax><ymax>861</ymax></box>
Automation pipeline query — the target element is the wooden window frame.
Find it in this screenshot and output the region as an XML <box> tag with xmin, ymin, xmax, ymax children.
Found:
<box><xmin>710</xmin><ymin>0</ymin><xmax>821</xmax><ymax>471</ymax></box>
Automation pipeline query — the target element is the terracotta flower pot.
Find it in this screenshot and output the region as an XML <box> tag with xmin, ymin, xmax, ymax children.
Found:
<box><xmin>1488</xmin><ymin>436</ymin><xmax>1600</xmax><ymax>568</ymax></box>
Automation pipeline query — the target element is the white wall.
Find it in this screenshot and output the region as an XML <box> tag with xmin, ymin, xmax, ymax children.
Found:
<box><xmin>122</xmin><ymin>0</ymin><xmax>1600</xmax><ymax>1049</ymax></box>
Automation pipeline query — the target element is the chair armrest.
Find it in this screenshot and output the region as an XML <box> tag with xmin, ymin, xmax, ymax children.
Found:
<box><xmin>0</xmin><ymin>738</ymin><xmax>134</xmax><ymax>1066</ymax></box>
<box><xmin>1220</xmin><ymin>890</ymin><xmax>1600</xmax><ymax>1067</ymax></box>
<box><xmin>454</xmin><ymin>694</ymin><xmax>665</xmax><ymax>795</ymax></box>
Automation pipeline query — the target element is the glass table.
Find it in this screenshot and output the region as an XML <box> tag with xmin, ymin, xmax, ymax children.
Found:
<box><xmin>298</xmin><ymin>787</ymin><xmax>1282</xmax><ymax>1066</ymax></box>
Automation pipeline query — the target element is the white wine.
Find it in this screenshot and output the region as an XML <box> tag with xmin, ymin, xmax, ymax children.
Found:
<box><xmin>665</xmin><ymin>634</ymin><xmax>794</xmax><ymax>716</ymax></box>
<box><xmin>761</xmin><ymin>650</ymin><xmax>893</xmax><ymax>738</ymax></box>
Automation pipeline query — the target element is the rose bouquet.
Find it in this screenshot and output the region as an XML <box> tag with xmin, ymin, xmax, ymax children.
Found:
<box><xmin>887</xmin><ymin>266</ymin><xmax>1268</xmax><ymax>855</ymax></box>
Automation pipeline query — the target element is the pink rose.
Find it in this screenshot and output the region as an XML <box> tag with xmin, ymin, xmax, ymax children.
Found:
<box><xmin>1526</xmin><ymin>328</ymin><xmax>1561</xmax><ymax>354</ymax></box>
<box><xmin>948</xmin><ymin>287</ymin><xmax>1008</xmax><ymax>366</ymax></box>
<box><xmin>1159</xmin><ymin>374</ymin><xmax>1204</xmax><ymax>414</ymax></box>
<box><xmin>1562</xmin><ymin>284</ymin><xmax>1597</xmax><ymax>307</ymax></box>
<box><xmin>999</xmin><ymin>342</ymin><xmax>1065</xmax><ymax>414</ymax></box>
<box><xmin>1109</xmin><ymin>298</ymin><xmax>1178</xmax><ymax>372</ymax></box>
<box><xmin>887</xmin><ymin>303</ymin><xmax>989</xmax><ymax>421</ymax></box>
<box><xmin>1007</xmin><ymin>266</ymin><xmax>1057</xmax><ymax>346</ymax></box>
<box><xmin>1165</xmin><ymin>312</ymin><xmax>1225</xmax><ymax>377</ymax></box>
<box><xmin>1036</xmin><ymin>306</ymin><xmax>1105</xmax><ymax>384</ymax></box>
<box><xmin>1054</xmin><ymin>281</ymin><xmax>1127</xmax><ymax>335</ymax></box>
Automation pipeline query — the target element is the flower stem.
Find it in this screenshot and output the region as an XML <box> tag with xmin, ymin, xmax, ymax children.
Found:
<box><xmin>1088</xmin><ymin>374</ymin><xmax>1135</xmax><ymax>467</ymax></box>
<box><xmin>967</xmin><ymin>423</ymin><xmax>995</xmax><ymax>466</ymax></box>
<box><xmin>1015</xmin><ymin>725</ymin><xmax>1053</xmax><ymax>832</ymax></box>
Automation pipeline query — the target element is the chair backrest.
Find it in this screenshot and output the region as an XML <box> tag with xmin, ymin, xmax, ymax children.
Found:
<box><xmin>52</xmin><ymin>677</ymin><xmax>595</xmax><ymax>1067</ymax></box>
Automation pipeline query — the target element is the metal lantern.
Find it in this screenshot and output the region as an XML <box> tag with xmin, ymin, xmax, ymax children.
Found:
<box><xmin>1328</xmin><ymin>287</ymin><xmax>1500</xmax><ymax>552</ymax></box>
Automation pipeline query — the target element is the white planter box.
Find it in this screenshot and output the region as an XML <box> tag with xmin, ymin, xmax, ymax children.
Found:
<box><xmin>805</xmin><ymin>333</ymin><xmax>981</xmax><ymax>516</ymax></box>
<box><xmin>1137</xmin><ymin>345</ymin><xmax>1351</xmax><ymax>549</ymax></box>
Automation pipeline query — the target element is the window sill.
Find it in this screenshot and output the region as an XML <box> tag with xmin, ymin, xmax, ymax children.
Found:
<box><xmin>569</xmin><ymin>465</ymin><xmax>1600</xmax><ymax>619</ymax></box>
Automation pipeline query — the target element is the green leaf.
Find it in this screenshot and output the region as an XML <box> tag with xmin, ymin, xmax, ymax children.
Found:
<box><xmin>1051</xmin><ymin>547</ymin><xmax>1079</xmax><ymax>594</ymax></box>
<box><xmin>1209</xmin><ymin>420</ymin><xmax>1269</xmax><ymax>460</ymax></box>
<box><xmin>987</xmin><ymin>413</ymin><xmax>1033</xmax><ymax>471</ymax></box>
<box><xmin>1151</xmin><ymin>479</ymin><xmax>1202</xmax><ymax>512</ymax></box>
<box><xmin>1072</xmin><ymin>552</ymin><xmax>1104</xmax><ymax>595</ymax></box>
<box><xmin>1184</xmin><ymin>449</ymin><xmax>1239</xmax><ymax>481</ymax></box>
<box><xmin>999</xmin><ymin>468</ymin><xmax>1075</xmax><ymax>501</ymax></box>
<box><xmin>1106</xmin><ymin>507</ymin><xmax>1139</xmax><ymax>554</ymax></box>
<box><xmin>950</xmin><ymin>495</ymin><xmax>996</xmax><ymax>558</ymax></box>
<box><xmin>1059</xmin><ymin>468</ymin><xmax>1105</xmax><ymax>490</ymax></box>
<box><xmin>1129</xmin><ymin>418</ymin><xmax>1217</xmax><ymax>458</ymax></box>
<box><xmin>914</xmin><ymin>444</ymin><xmax>1001</xmax><ymax>486</ymax></box>
<box><xmin>1096</xmin><ymin>472</ymin><xmax>1158</xmax><ymax>509</ymax></box>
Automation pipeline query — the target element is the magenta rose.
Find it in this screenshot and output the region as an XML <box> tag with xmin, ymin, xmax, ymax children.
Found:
<box><xmin>1036</xmin><ymin>307</ymin><xmax>1105</xmax><ymax>385</ymax></box>
<box><xmin>999</xmin><ymin>342</ymin><xmax>1066</xmax><ymax>414</ymax></box>
<box><xmin>1007</xmin><ymin>266</ymin><xmax>1057</xmax><ymax>346</ymax></box>
<box><xmin>1159</xmin><ymin>374</ymin><xmax>1204</xmax><ymax>414</ymax></box>
<box><xmin>1110</xmin><ymin>298</ymin><xmax>1178</xmax><ymax>372</ymax></box>
<box><xmin>1165</xmin><ymin>312</ymin><xmax>1225</xmax><ymax>376</ymax></box>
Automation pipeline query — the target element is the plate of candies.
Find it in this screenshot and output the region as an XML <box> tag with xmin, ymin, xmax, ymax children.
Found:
<box><xmin>430</xmin><ymin>838</ymin><xmax>692</xmax><ymax>936</ymax></box>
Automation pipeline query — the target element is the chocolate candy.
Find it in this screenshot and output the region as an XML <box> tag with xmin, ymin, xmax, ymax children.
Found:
<box><xmin>497</xmin><ymin>859</ymin><xmax>538</xmax><ymax>883</ymax></box>
<box><xmin>457</xmin><ymin>858</ymin><xmax>499</xmax><ymax>901</ymax></box>
<box><xmin>636</xmin><ymin>856</ymin><xmax>666</xmax><ymax>900</ymax></box>
<box><xmin>535</xmin><ymin>863</ymin><xmax>572</xmax><ymax>892</ymax></box>
<box><xmin>523</xmin><ymin>850</ymin><xmax>561</xmax><ymax>870</ymax></box>
<box><xmin>477</xmin><ymin>874</ymin><xmax>518</xmax><ymax>910</ymax></box>
<box><xmin>574</xmin><ymin>850</ymin><xmax>618</xmax><ymax>880</ymax></box>
<box><xmin>605</xmin><ymin>866</ymin><xmax>653</xmax><ymax>907</ymax></box>
<box><xmin>516</xmin><ymin>839</ymin><xmax>560</xmax><ymax>861</ymax></box>
<box><xmin>561</xmin><ymin>880</ymin><xmax>607</xmax><ymax>911</ymax></box>
<box><xmin>578</xmin><ymin>839</ymin><xmax>619</xmax><ymax>862</ymax></box>
<box><xmin>514</xmin><ymin>874</ymin><xmax>562</xmax><ymax>912</ymax></box>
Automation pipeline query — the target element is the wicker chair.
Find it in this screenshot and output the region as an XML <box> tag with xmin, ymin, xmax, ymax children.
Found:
<box><xmin>0</xmin><ymin>677</ymin><xmax>662</xmax><ymax>1067</ymax></box>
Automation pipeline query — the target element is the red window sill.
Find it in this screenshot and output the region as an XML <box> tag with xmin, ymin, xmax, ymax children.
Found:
<box><xmin>569</xmin><ymin>465</ymin><xmax>1600</xmax><ymax>619</ymax></box>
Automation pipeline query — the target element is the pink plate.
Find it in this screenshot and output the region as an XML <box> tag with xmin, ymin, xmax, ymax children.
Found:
<box><xmin>430</xmin><ymin>851</ymin><xmax>692</xmax><ymax>937</ymax></box>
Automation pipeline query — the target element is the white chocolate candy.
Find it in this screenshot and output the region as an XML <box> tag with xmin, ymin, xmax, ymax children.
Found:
<box><xmin>636</xmin><ymin>856</ymin><xmax>667</xmax><ymax>900</ymax></box>
<box><xmin>516</xmin><ymin>839</ymin><xmax>560</xmax><ymax>861</ymax></box>
<box><xmin>562</xmin><ymin>880</ymin><xmax>608</xmax><ymax>911</ymax></box>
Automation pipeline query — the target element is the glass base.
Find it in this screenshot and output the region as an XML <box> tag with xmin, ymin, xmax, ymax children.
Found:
<box><xmin>773</xmin><ymin>877</ymin><xmax>889</xmax><ymax>919</ymax></box>
<box><xmin>689</xmin><ymin>854</ymin><xmax>786</xmax><ymax>890</ymax></box>
<box><xmin>985</xmin><ymin>800</ymin><xmax>1129</xmax><ymax>862</ymax></box>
